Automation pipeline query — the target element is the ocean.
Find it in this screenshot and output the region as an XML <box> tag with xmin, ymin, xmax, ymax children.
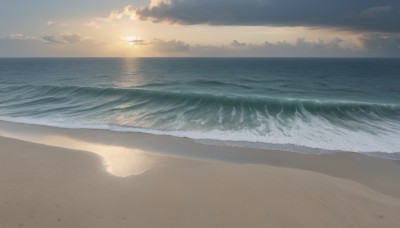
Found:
<box><xmin>0</xmin><ymin>58</ymin><xmax>399</xmax><ymax>156</ymax></box>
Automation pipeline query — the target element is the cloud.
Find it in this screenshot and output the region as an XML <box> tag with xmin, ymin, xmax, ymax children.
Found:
<box><xmin>47</xmin><ymin>20</ymin><xmax>67</xmax><ymax>26</ymax></box>
<box><xmin>129</xmin><ymin>39</ymin><xmax>148</xmax><ymax>45</ymax></box>
<box><xmin>192</xmin><ymin>37</ymin><xmax>356</xmax><ymax>57</ymax></box>
<box><xmin>121</xmin><ymin>36</ymin><xmax>148</xmax><ymax>46</ymax></box>
<box><xmin>293</xmin><ymin>37</ymin><xmax>343</xmax><ymax>50</ymax></box>
<box><xmin>41</xmin><ymin>33</ymin><xmax>94</xmax><ymax>45</ymax></box>
<box><xmin>196</xmin><ymin>36</ymin><xmax>400</xmax><ymax>57</ymax></box>
<box><xmin>135</xmin><ymin>0</ymin><xmax>400</xmax><ymax>32</ymax></box>
<box><xmin>116</xmin><ymin>35</ymin><xmax>400</xmax><ymax>57</ymax></box>
<box><xmin>150</xmin><ymin>39</ymin><xmax>190</xmax><ymax>52</ymax></box>
<box><xmin>60</xmin><ymin>33</ymin><xmax>85</xmax><ymax>44</ymax></box>
<box><xmin>358</xmin><ymin>33</ymin><xmax>400</xmax><ymax>56</ymax></box>
<box><xmin>84</xmin><ymin>20</ymin><xmax>101</xmax><ymax>29</ymax></box>
<box><xmin>231</xmin><ymin>40</ymin><xmax>247</xmax><ymax>47</ymax></box>
<box><xmin>85</xmin><ymin>5</ymin><xmax>136</xmax><ymax>29</ymax></box>
<box><xmin>1</xmin><ymin>33</ymin><xmax>37</xmax><ymax>40</ymax></box>
<box><xmin>106</xmin><ymin>10</ymin><xmax>124</xmax><ymax>21</ymax></box>
<box><xmin>130</xmin><ymin>36</ymin><xmax>357</xmax><ymax>57</ymax></box>
<box><xmin>120</xmin><ymin>38</ymin><xmax>189</xmax><ymax>52</ymax></box>
<box><xmin>41</xmin><ymin>35</ymin><xmax>64</xmax><ymax>44</ymax></box>
<box><xmin>97</xmin><ymin>5</ymin><xmax>136</xmax><ymax>22</ymax></box>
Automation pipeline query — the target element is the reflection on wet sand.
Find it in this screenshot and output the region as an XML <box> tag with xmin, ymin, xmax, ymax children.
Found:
<box><xmin>44</xmin><ymin>136</ymin><xmax>154</xmax><ymax>177</ymax></box>
<box><xmin>0</xmin><ymin>132</ymin><xmax>154</xmax><ymax>177</ymax></box>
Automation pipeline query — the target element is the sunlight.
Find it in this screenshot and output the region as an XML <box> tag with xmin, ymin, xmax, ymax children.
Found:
<box><xmin>43</xmin><ymin>135</ymin><xmax>155</xmax><ymax>177</ymax></box>
<box><xmin>122</xmin><ymin>35</ymin><xmax>146</xmax><ymax>47</ymax></box>
<box><xmin>0</xmin><ymin>128</ymin><xmax>155</xmax><ymax>177</ymax></box>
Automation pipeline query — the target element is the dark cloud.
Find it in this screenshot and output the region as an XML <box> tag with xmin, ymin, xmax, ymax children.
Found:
<box><xmin>136</xmin><ymin>0</ymin><xmax>400</xmax><ymax>32</ymax></box>
<box><xmin>358</xmin><ymin>33</ymin><xmax>400</xmax><ymax>56</ymax></box>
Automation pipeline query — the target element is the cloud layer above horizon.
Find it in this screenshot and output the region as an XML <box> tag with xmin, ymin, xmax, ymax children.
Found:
<box><xmin>0</xmin><ymin>0</ymin><xmax>399</xmax><ymax>57</ymax></box>
<box><xmin>137</xmin><ymin>0</ymin><xmax>400</xmax><ymax>32</ymax></box>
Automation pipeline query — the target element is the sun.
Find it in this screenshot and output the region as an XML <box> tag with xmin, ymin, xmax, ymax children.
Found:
<box><xmin>124</xmin><ymin>35</ymin><xmax>137</xmax><ymax>43</ymax></box>
<box><xmin>122</xmin><ymin>35</ymin><xmax>137</xmax><ymax>46</ymax></box>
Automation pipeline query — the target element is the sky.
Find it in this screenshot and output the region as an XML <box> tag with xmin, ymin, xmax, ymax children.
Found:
<box><xmin>0</xmin><ymin>0</ymin><xmax>399</xmax><ymax>57</ymax></box>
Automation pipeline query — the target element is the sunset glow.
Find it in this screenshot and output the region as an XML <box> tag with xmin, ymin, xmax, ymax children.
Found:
<box><xmin>0</xmin><ymin>0</ymin><xmax>399</xmax><ymax>57</ymax></box>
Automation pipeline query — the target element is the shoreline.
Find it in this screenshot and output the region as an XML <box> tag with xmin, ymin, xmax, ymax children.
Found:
<box><xmin>0</xmin><ymin>119</ymin><xmax>399</xmax><ymax>158</ymax></box>
<box><xmin>1</xmin><ymin>120</ymin><xmax>400</xmax><ymax>199</ymax></box>
<box><xmin>1</xmin><ymin>116</ymin><xmax>399</xmax><ymax>157</ymax></box>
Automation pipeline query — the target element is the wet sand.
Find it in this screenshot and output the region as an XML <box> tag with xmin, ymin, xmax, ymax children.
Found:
<box><xmin>1</xmin><ymin>122</ymin><xmax>400</xmax><ymax>227</ymax></box>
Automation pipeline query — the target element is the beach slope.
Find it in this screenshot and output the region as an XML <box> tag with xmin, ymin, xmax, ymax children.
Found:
<box><xmin>1</xmin><ymin>136</ymin><xmax>400</xmax><ymax>228</ymax></box>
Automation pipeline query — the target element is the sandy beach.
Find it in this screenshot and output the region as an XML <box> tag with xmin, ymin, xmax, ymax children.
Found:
<box><xmin>1</xmin><ymin>122</ymin><xmax>400</xmax><ymax>227</ymax></box>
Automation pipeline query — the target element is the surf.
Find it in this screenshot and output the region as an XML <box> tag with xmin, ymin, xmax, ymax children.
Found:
<box><xmin>1</xmin><ymin>83</ymin><xmax>400</xmax><ymax>154</ymax></box>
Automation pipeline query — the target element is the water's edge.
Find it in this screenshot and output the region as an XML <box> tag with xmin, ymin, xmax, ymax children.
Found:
<box><xmin>0</xmin><ymin>119</ymin><xmax>399</xmax><ymax>161</ymax></box>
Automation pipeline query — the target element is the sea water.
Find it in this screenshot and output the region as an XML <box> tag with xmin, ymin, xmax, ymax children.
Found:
<box><xmin>0</xmin><ymin>58</ymin><xmax>399</xmax><ymax>156</ymax></box>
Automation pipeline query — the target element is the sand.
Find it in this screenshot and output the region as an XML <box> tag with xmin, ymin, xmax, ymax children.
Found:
<box><xmin>1</xmin><ymin>123</ymin><xmax>400</xmax><ymax>227</ymax></box>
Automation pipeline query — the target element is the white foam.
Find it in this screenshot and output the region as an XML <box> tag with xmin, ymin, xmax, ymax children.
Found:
<box><xmin>0</xmin><ymin>115</ymin><xmax>399</xmax><ymax>155</ymax></box>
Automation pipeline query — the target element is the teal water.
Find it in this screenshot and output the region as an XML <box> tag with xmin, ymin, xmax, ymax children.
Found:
<box><xmin>0</xmin><ymin>58</ymin><xmax>399</xmax><ymax>155</ymax></box>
